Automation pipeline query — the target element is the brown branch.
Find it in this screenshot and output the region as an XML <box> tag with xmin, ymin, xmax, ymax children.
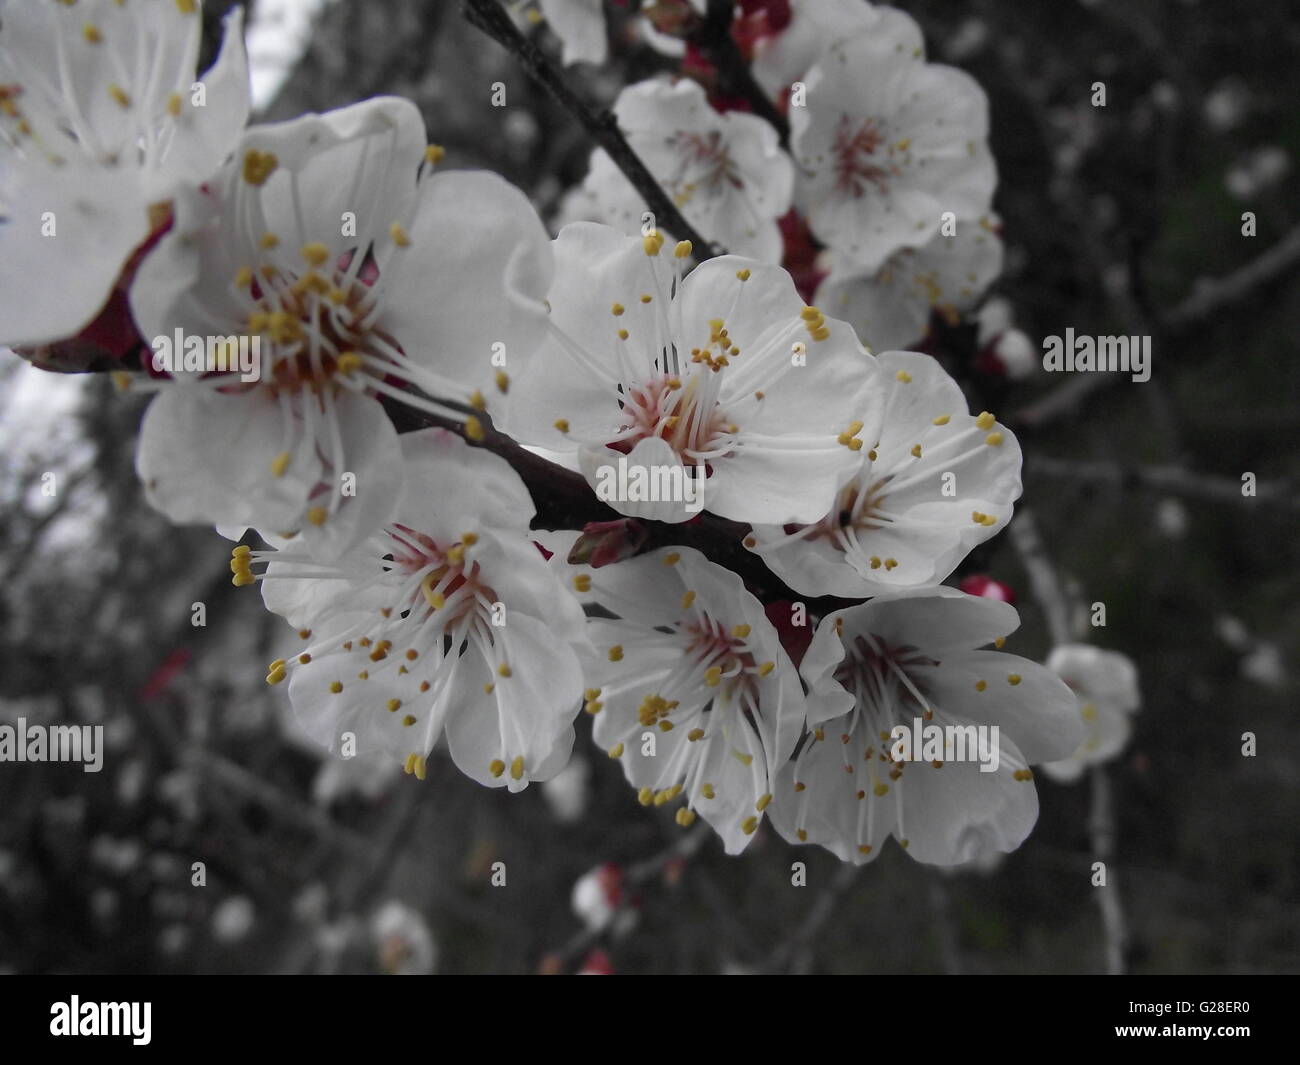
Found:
<box><xmin>461</xmin><ymin>0</ymin><xmax>724</xmax><ymax>258</ymax></box>
<box><xmin>1026</xmin><ymin>456</ymin><xmax>1296</xmax><ymax>511</ymax></box>
<box><xmin>690</xmin><ymin>0</ymin><xmax>790</xmax><ymax>149</ymax></box>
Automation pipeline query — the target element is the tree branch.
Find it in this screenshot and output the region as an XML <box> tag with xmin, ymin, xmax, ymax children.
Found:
<box><xmin>1026</xmin><ymin>455</ymin><xmax>1296</xmax><ymax>511</ymax></box>
<box><xmin>690</xmin><ymin>0</ymin><xmax>790</xmax><ymax>149</ymax></box>
<box><xmin>461</xmin><ymin>0</ymin><xmax>724</xmax><ymax>258</ymax></box>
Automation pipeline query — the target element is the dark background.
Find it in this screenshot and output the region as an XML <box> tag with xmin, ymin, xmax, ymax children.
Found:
<box><xmin>0</xmin><ymin>0</ymin><xmax>1296</xmax><ymax>974</ymax></box>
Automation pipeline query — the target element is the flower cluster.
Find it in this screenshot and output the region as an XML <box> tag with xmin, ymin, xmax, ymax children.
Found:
<box><xmin>0</xmin><ymin>0</ymin><xmax>1126</xmax><ymax>869</ymax></box>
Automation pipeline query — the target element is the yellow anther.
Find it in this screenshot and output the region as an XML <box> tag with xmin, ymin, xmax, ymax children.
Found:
<box><xmin>608</xmin><ymin>645</ymin><xmax>623</xmax><ymax>662</ymax></box>
<box><xmin>242</xmin><ymin>150</ymin><xmax>278</xmax><ymax>186</ymax></box>
<box><xmin>975</xmin><ymin>680</ymin><xmax>987</xmax><ymax>692</ymax></box>
<box><xmin>233</xmin><ymin>545</ymin><xmax>251</xmax><ymax>559</ymax></box>
<box><xmin>731</xmin><ymin>624</ymin><xmax>751</xmax><ymax>638</ymax></box>
<box><xmin>986</xmin><ymin>432</ymin><xmax>1004</xmax><ymax>446</ymax></box>
<box><xmin>676</xmin><ymin>807</ymin><xmax>696</xmax><ymax>827</ymax></box>
<box><xmin>175</xmin><ymin>0</ymin><xmax>198</xmax><ymax>13</ymax></box>
<box><xmin>810</xmin><ymin>325</ymin><xmax>831</xmax><ymax>342</ymax></box>
<box><xmin>483</xmin><ymin>683</ymin><xmax>494</xmax><ymax>694</ymax></box>
<box><xmin>701</xmin><ymin>783</ymin><xmax>716</xmax><ymax>800</ymax></box>
<box><xmin>389</xmin><ymin>223</ymin><xmax>411</xmax><ymax>247</ymax></box>
<box><xmin>640</xmin><ymin>293</ymin><xmax>652</xmax><ymax>303</ymax></box>
<box><xmin>108</xmin><ymin>84</ymin><xmax>130</xmax><ymax>108</ymax></box>
<box><xmin>663</xmin><ymin>552</ymin><xmax>680</xmax><ymax>566</ymax></box>
<box><xmin>270</xmin><ymin>451</ymin><xmax>291</xmax><ymax>478</ymax></box>
<box><xmin>402</xmin><ymin>714</ymin><xmax>416</xmax><ymax>727</ymax></box>
<box><xmin>736</xmin><ymin>268</ymin><xmax>751</xmax><ymax>281</ymax></box>
<box><xmin>874</xmin><ymin>782</ymin><xmax>889</xmax><ymax>796</ymax></box>
<box><xmin>665</xmin><ymin>376</ymin><xmax>682</xmax><ymax>390</ymax></box>
<box><xmin>847</xmin><ymin>438</ymin><xmax>864</xmax><ymax>451</ymax></box>
<box><xmin>466</xmin><ymin>389</ymin><xmax>486</xmax><ymax>411</ymax></box>
<box><xmin>995</xmin><ymin>636</ymin><xmax>1006</xmax><ymax>649</ymax></box>
<box><xmin>419</xmin><ymin>680</ymin><xmax>430</xmax><ymax>692</ymax></box>
<box><xmin>387</xmin><ymin>699</ymin><xmax>402</xmax><ymax>712</ymax></box>
<box><xmin>1008</xmin><ymin>673</ymin><xmax>1022</xmax><ymax>686</ymax></box>
<box><xmin>306</xmin><ymin>506</ymin><xmax>328</xmax><ymax>526</ymax></box>
<box><xmin>756</xmin><ymin>793</ymin><xmax>772</xmax><ymax>812</ymax></box>
<box><xmin>446</xmin><ymin>544</ymin><xmax>465</xmax><ymax>565</ymax></box>
<box><xmin>894</xmin><ymin>138</ymin><xmax>911</xmax><ymax>151</ymax></box>
<box><xmin>584</xmin><ymin>700</ymin><xmax>602</xmax><ymax>715</ymax></box>
<box><xmin>793</xmin><ymin>782</ymin><xmax>806</xmax><ymax>792</ymax></box>
<box><xmin>464</xmin><ymin>416</ymin><xmax>486</xmax><ymax>442</ymax></box>
<box><xmin>329</xmin><ymin>681</ymin><xmax>343</xmax><ymax>694</ymax></box>
<box><xmin>911</xmin><ymin>444</ymin><xmax>922</xmax><ymax>457</ymax></box>
<box><xmin>497</xmin><ymin>662</ymin><xmax>512</xmax><ymax>677</ymax></box>
<box><xmin>111</xmin><ymin>371</ymin><xmax>132</xmax><ymax>393</ymax></box>
<box><xmin>510</xmin><ymin>756</ymin><xmax>524</xmax><ymax>781</ymax></box>
<box><xmin>83</xmin><ymin>24</ymin><xmax>103</xmax><ymax>44</ymax></box>
<box><xmin>553</xmin><ymin>418</ymin><xmax>570</xmax><ymax>433</ymax></box>
<box><xmin>758</xmin><ymin>661</ymin><xmax>775</xmax><ymax>676</ymax></box>
<box><xmin>896</xmin><ymin>370</ymin><xmax>912</xmax><ymax>383</ymax></box>
<box><xmin>495</xmin><ymin>370</ymin><xmax>510</xmax><ymax>393</ymax></box>
<box><xmin>412</xmin><ymin>756</ymin><xmax>427</xmax><ymax>781</ymax></box>
<box><xmin>266</xmin><ymin>666</ymin><xmax>286</xmax><ymax>685</ymax></box>
<box><xmin>673</xmin><ymin>239</ymin><xmax>693</xmax><ymax>259</ymax></box>
<box><xmin>800</xmin><ymin>306</ymin><xmax>822</xmax><ymax>322</ymax></box>
<box><xmin>687</xmin><ymin>728</ymin><xmax>705</xmax><ymax>742</ymax></box>
<box><xmin>336</xmin><ymin>352</ymin><xmax>363</xmax><ymax>376</ymax></box>
<box><xmin>301</xmin><ymin>242</ymin><xmax>330</xmax><ymax>267</ymax></box>
<box><xmin>424</xmin><ymin>144</ymin><xmax>445</xmax><ymax>165</ymax></box>
<box><xmin>611</xmin><ymin>302</ymin><xmax>625</xmax><ymax>316</ymax></box>
<box><xmin>681</xmin><ymin>590</ymin><xmax>696</xmax><ymax>609</ymax></box>
<box><xmin>742</xmin><ymin>816</ymin><xmax>758</xmax><ymax>835</ymax></box>
<box><xmin>975</xmin><ymin>411</ymin><xmax>996</xmax><ymax>431</ymax></box>
<box><xmin>608</xmin><ymin>742</ymin><xmax>624</xmax><ymax>759</ymax></box>
<box><xmin>933</xmin><ymin>414</ymin><xmax>951</xmax><ymax>426</ymax></box>
<box><xmin>573</xmin><ymin>574</ymin><xmax>592</xmax><ymax>593</ymax></box>
<box><xmin>617</xmin><ymin>328</ymin><xmax>629</xmax><ymax>340</ymax></box>
<box><xmin>704</xmin><ymin>667</ymin><xmax>722</xmax><ymax>687</ymax></box>
<box><xmin>1013</xmin><ymin>769</ymin><xmax>1034</xmax><ymax>782</ymax></box>
<box><xmin>638</xmin><ymin>786</ymin><xmax>654</xmax><ymax>806</ymax></box>
<box><xmin>490</xmin><ymin>759</ymin><xmax>506</xmax><ymax>778</ymax></box>
<box><xmin>642</xmin><ymin>230</ymin><xmax>663</xmax><ymax>255</ymax></box>
<box><xmin>234</xmin><ymin>266</ymin><xmax>253</xmax><ymax>289</ymax></box>
<box><xmin>858</xmin><ymin>844</ymin><xmax>873</xmax><ymax>855</ymax></box>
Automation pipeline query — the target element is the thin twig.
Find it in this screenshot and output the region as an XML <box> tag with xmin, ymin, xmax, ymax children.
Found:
<box><xmin>1162</xmin><ymin>221</ymin><xmax>1300</xmax><ymax>332</ymax></box>
<box><xmin>1027</xmin><ymin>456</ymin><xmax>1296</xmax><ymax>511</ymax></box>
<box><xmin>461</xmin><ymin>0</ymin><xmax>723</xmax><ymax>258</ymax></box>
<box><xmin>764</xmin><ymin>861</ymin><xmax>860</xmax><ymax>973</ymax></box>
<box><xmin>548</xmin><ymin>823</ymin><xmax>710</xmax><ymax>970</ymax></box>
<box><xmin>1088</xmin><ymin>764</ymin><xmax>1126</xmax><ymax>975</ymax></box>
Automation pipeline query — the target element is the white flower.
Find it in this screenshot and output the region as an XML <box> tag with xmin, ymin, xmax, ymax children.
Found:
<box><xmin>371</xmin><ymin>900</ymin><xmax>437</xmax><ymax>975</ymax></box>
<box><xmin>768</xmin><ymin>588</ymin><xmax>1084</xmax><ymax>865</ymax></box>
<box><xmin>573</xmin><ymin>546</ymin><xmax>806</xmax><ymax>854</ymax></box>
<box><xmin>0</xmin><ymin>0</ymin><xmax>249</xmax><ymax>347</ymax></box>
<box><xmin>241</xmin><ymin>429</ymin><xmax>589</xmax><ymax>792</ymax></box>
<box><xmin>538</xmin><ymin>0</ymin><xmax>607</xmax><ymax>66</ymax></box>
<box><xmin>571</xmin><ymin>862</ymin><xmax>636</xmax><ymax>935</ymax></box>
<box><xmin>500</xmin><ymin>222</ymin><xmax>879</xmax><ymax>525</ymax></box>
<box><xmin>751</xmin><ymin>0</ymin><xmax>924</xmax><ymax>98</ymax></box>
<box><xmin>789</xmin><ymin>23</ymin><xmax>996</xmax><ymax>271</ymax></box>
<box><xmin>974</xmin><ymin>296</ymin><xmax>1037</xmax><ymax>380</ymax></box>
<box><xmin>816</xmin><ymin>214</ymin><xmax>1003</xmax><ymax>352</ymax></box>
<box><xmin>128</xmin><ymin>96</ymin><xmax>553</xmax><ymax>559</ymax></box>
<box><xmin>1039</xmin><ymin>644</ymin><xmax>1141</xmax><ymax>783</ymax></box>
<box><xmin>541</xmin><ymin>754</ymin><xmax>590</xmax><ymax>823</ymax></box>
<box><xmin>747</xmin><ymin>351</ymin><xmax>1021</xmax><ymax>597</ymax></box>
<box><xmin>581</xmin><ymin>77</ymin><xmax>795</xmax><ymax>261</ymax></box>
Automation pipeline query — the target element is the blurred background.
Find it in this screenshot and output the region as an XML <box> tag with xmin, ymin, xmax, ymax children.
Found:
<box><xmin>1</xmin><ymin>0</ymin><xmax>1297</xmax><ymax>974</ymax></box>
